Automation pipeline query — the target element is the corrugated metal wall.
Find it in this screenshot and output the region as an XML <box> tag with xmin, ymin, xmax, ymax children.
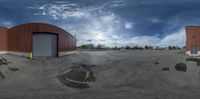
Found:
<box><xmin>186</xmin><ymin>26</ymin><xmax>200</xmax><ymax>51</ymax></box>
<box><xmin>0</xmin><ymin>27</ymin><xmax>8</xmax><ymax>51</ymax></box>
<box><xmin>7</xmin><ymin>23</ymin><xmax>76</xmax><ymax>52</ymax></box>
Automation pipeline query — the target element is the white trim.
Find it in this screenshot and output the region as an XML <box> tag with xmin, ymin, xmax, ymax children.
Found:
<box><xmin>0</xmin><ymin>51</ymin><xmax>77</xmax><ymax>58</ymax></box>
<box><xmin>8</xmin><ymin>51</ymin><xmax>29</xmax><ymax>57</ymax></box>
<box><xmin>185</xmin><ymin>51</ymin><xmax>190</xmax><ymax>55</ymax></box>
<box><xmin>185</xmin><ymin>51</ymin><xmax>200</xmax><ymax>56</ymax></box>
<box><xmin>0</xmin><ymin>51</ymin><xmax>7</xmax><ymax>54</ymax></box>
<box><xmin>59</xmin><ymin>51</ymin><xmax>78</xmax><ymax>56</ymax></box>
<box><xmin>0</xmin><ymin>51</ymin><xmax>29</xmax><ymax>57</ymax></box>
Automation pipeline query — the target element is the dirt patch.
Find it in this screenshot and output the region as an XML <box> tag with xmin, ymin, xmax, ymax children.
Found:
<box><xmin>7</xmin><ymin>67</ymin><xmax>19</xmax><ymax>71</ymax></box>
<box><xmin>0</xmin><ymin>57</ymin><xmax>11</xmax><ymax>65</ymax></box>
<box><xmin>162</xmin><ymin>67</ymin><xmax>170</xmax><ymax>71</ymax></box>
<box><xmin>0</xmin><ymin>71</ymin><xmax>5</xmax><ymax>79</ymax></box>
<box><xmin>154</xmin><ymin>62</ymin><xmax>159</xmax><ymax>65</ymax></box>
<box><xmin>58</xmin><ymin>64</ymin><xmax>96</xmax><ymax>89</ymax></box>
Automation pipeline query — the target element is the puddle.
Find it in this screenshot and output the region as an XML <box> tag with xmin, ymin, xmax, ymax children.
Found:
<box><xmin>58</xmin><ymin>64</ymin><xmax>96</xmax><ymax>89</ymax></box>
<box><xmin>186</xmin><ymin>58</ymin><xmax>200</xmax><ymax>66</ymax></box>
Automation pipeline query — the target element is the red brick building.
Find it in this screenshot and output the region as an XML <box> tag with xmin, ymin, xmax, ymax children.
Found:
<box><xmin>186</xmin><ymin>26</ymin><xmax>200</xmax><ymax>55</ymax></box>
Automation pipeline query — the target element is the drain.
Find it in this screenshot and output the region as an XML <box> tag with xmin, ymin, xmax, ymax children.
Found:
<box><xmin>57</xmin><ymin>75</ymin><xmax>90</xmax><ymax>89</ymax></box>
<box><xmin>175</xmin><ymin>63</ymin><xmax>187</xmax><ymax>72</ymax></box>
<box><xmin>58</xmin><ymin>65</ymin><xmax>96</xmax><ymax>89</ymax></box>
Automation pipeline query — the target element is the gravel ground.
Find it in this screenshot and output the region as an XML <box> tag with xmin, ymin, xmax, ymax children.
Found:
<box><xmin>0</xmin><ymin>50</ymin><xmax>200</xmax><ymax>99</ymax></box>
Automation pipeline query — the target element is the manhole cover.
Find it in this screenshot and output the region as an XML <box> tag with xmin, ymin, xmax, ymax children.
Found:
<box><xmin>57</xmin><ymin>65</ymin><xmax>96</xmax><ymax>89</ymax></box>
<box><xmin>175</xmin><ymin>63</ymin><xmax>187</xmax><ymax>72</ymax></box>
<box><xmin>57</xmin><ymin>75</ymin><xmax>91</xmax><ymax>88</ymax></box>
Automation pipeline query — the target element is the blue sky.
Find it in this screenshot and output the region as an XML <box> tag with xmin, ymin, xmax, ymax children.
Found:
<box><xmin>0</xmin><ymin>0</ymin><xmax>200</xmax><ymax>47</ymax></box>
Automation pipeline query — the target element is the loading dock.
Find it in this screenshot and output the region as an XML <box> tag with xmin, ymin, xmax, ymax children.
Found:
<box><xmin>33</xmin><ymin>33</ymin><xmax>58</xmax><ymax>57</ymax></box>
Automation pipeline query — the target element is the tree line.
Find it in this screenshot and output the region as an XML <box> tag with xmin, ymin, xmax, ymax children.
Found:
<box><xmin>78</xmin><ymin>44</ymin><xmax>185</xmax><ymax>50</ymax></box>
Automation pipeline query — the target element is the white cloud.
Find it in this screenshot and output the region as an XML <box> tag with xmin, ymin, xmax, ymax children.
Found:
<box><xmin>61</xmin><ymin>10</ymin><xmax>91</xmax><ymax>19</ymax></box>
<box><xmin>29</xmin><ymin>2</ymin><xmax>90</xmax><ymax>20</ymax></box>
<box><xmin>1</xmin><ymin>21</ymin><xmax>13</xmax><ymax>27</ymax></box>
<box><xmin>158</xmin><ymin>28</ymin><xmax>185</xmax><ymax>47</ymax></box>
<box><xmin>130</xmin><ymin>36</ymin><xmax>160</xmax><ymax>46</ymax></box>
<box><xmin>112</xmin><ymin>35</ymin><xmax>123</xmax><ymax>39</ymax></box>
<box><xmin>101</xmin><ymin>14</ymin><xmax>116</xmax><ymax>22</ymax></box>
<box><xmin>29</xmin><ymin>1</ymin><xmax>125</xmax><ymax>20</ymax></box>
<box><xmin>67</xmin><ymin>24</ymin><xmax>186</xmax><ymax>47</ymax></box>
<box><xmin>149</xmin><ymin>17</ymin><xmax>162</xmax><ymax>23</ymax></box>
<box><xmin>125</xmin><ymin>22</ymin><xmax>133</xmax><ymax>29</ymax></box>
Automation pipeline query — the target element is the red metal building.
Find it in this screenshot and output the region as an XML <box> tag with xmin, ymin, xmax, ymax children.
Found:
<box><xmin>0</xmin><ymin>23</ymin><xmax>76</xmax><ymax>58</ymax></box>
<box><xmin>186</xmin><ymin>26</ymin><xmax>200</xmax><ymax>55</ymax></box>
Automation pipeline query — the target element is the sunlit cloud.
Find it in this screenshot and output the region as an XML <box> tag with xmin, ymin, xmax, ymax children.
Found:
<box><xmin>158</xmin><ymin>28</ymin><xmax>185</xmax><ymax>47</ymax></box>
<box><xmin>125</xmin><ymin>22</ymin><xmax>133</xmax><ymax>29</ymax></box>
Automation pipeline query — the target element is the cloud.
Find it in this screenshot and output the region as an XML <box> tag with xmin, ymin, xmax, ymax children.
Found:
<box><xmin>149</xmin><ymin>17</ymin><xmax>163</xmax><ymax>23</ymax></box>
<box><xmin>158</xmin><ymin>28</ymin><xmax>185</xmax><ymax>47</ymax></box>
<box><xmin>125</xmin><ymin>22</ymin><xmax>133</xmax><ymax>29</ymax></box>
<box><xmin>28</xmin><ymin>0</ymin><xmax>126</xmax><ymax>20</ymax></box>
<box><xmin>29</xmin><ymin>1</ymin><xmax>90</xmax><ymax>20</ymax></box>
<box><xmin>76</xmin><ymin>28</ymin><xmax>186</xmax><ymax>47</ymax></box>
<box><xmin>112</xmin><ymin>35</ymin><xmax>123</xmax><ymax>39</ymax></box>
<box><xmin>27</xmin><ymin>0</ymin><xmax>187</xmax><ymax>47</ymax></box>
<box><xmin>106</xmin><ymin>29</ymin><xmax>185</xmax><ymax>47</ymax></box>
<box><xmin>101</xmin><ymin>14</ymin><xmax>116</xmax><ymax>22</ymax></box>
<box><xmin>0</xmin><ymin>21</ymin><xmax>13</xmax><ymax>27</ymax></box>
<box><xmin>130</xmin><ymin>36</ymin><xmax>160</xmax><ymax>46</ymax></box>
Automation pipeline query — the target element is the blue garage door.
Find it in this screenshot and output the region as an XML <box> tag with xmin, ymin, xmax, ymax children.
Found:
<box><xmin>33</xmin><ymin>33</ymin><xmax>58</xmax><ymax>57</ymax></box>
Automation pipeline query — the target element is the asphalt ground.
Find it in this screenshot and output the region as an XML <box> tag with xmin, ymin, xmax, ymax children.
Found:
<box><xmin>0</xmin><ymin>50</ymin><xmax>200</xmax><ymax>99</ymax></box>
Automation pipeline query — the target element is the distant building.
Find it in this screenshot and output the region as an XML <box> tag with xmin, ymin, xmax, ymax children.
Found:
<box><xmin>0</xmin><ymin>23</ymin><xmax>77</xmax><ymax>58</ymax></box>
<box><xmin>186</xmin><ymin>26</ymin><xmax>200</xmax><ymax>56</ymax></box>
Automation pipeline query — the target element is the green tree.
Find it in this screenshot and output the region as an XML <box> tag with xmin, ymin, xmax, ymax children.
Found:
<box><xmin>125</xmin><ymin>46</ymin><xmax>131</xmax><ymax>50</ymax></box>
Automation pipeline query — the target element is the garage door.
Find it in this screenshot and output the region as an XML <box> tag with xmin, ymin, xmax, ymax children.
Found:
<box><xmin>33</xmin><ymin>33</ymin><xmax>58</xmax><ymax>57</ymax></box>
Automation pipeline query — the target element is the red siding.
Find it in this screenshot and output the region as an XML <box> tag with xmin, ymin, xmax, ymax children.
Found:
<box><xmin>186</xmin><ymin>26</ymin><xmax>200</xmax><ymax>51</ymax></box>
<box><xmin>7</xmin><ymin>23</ymin><xmax>76</xmax><ymax>52</ymax></box>
<box><xmin>0</xmin><ymin>27</ymin><xmax>8</xmax><ymax>51</ymax></box>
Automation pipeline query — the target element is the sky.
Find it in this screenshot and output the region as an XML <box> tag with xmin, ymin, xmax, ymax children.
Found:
<box><xmin>0</xmin><ymin>0</ymin><xmax>200</xmax><ymax>47</ymax></box>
